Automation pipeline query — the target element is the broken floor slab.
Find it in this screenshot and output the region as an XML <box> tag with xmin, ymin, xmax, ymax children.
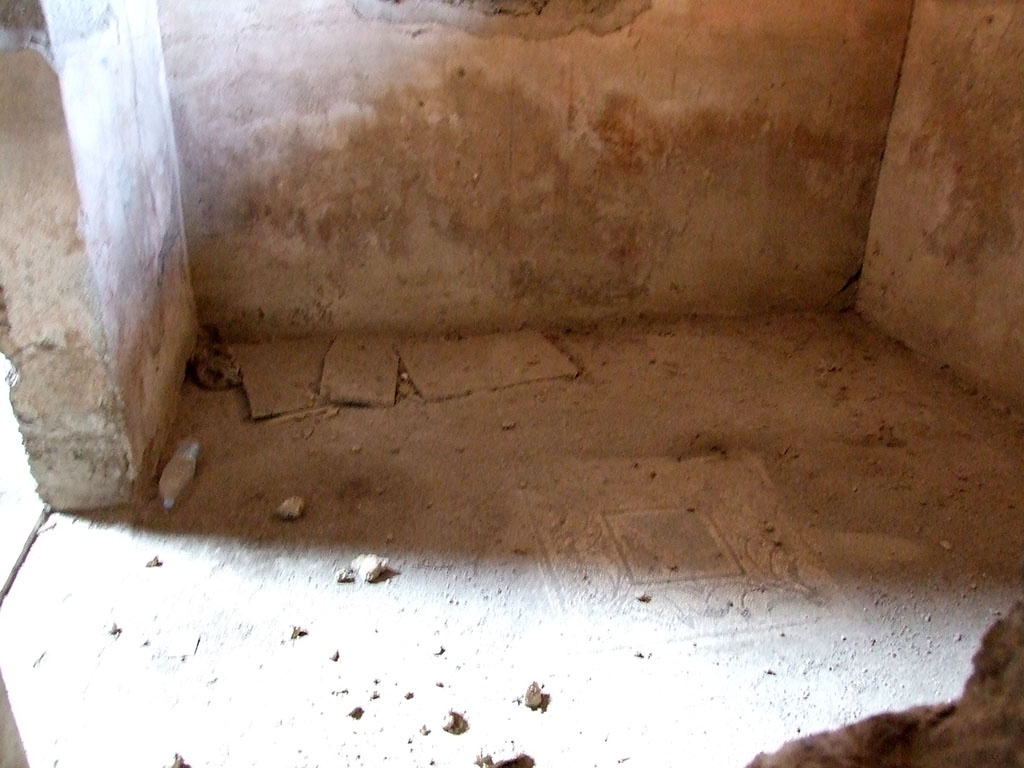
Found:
<box><xmin>397</xmin><ymin>331</ymin><xmax>577</xmax><ymax>401</ymax></box>
<box><xmin>233</xmin><ymin>338</ymin><xmax>331</xmax><ymax>419</ymax></box>
<box><xmin>319</xmin><ymin>336</ymin><xmax>398</xmax><ymax>408</ymax></box>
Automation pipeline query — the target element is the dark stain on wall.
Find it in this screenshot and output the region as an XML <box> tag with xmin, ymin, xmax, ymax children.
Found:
<box><xmin>346</xmin><ymin>0</ymin><xmax>651</xmax><ymax>39</ymax></box>
<box><xmin>205</xmin><ymin>69</ymin><xmax>879</xmax><ymax>336</ymax></box>
<box><xmin>914</xmin><ymin>10</ymin><xmax>1020</xmax><ymax>274</ymax></box>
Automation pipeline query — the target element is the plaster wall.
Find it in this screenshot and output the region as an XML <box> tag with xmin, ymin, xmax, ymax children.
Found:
<box><xmin>0</xmin><ymin>49</ymin><xmax>135</xmax><ymax>507</ymax></box>
<box><xmin>44</xmin><ymin>0</ymin><xmax>198</xmax><ymax>489</ymax></box>
<box><xmin>161</xmin><ymin>0</ymin><xmax>913</xmax><ymax>338</ymax></box>
<box><xmin>0</xmin><ymin>0</ymin><xmax>196</xmax><ymax>509</ymax></box>
<box><xmin>860</xmin><ymin>0</ymin><xmax>1024</xmax><ymax>406</ymax></box>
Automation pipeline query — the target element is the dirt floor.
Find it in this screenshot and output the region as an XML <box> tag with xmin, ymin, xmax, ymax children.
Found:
<box><xmin>1</xmin><ymin>312</ymin><xmax>1022</xmax><ymax>768</ymax></box>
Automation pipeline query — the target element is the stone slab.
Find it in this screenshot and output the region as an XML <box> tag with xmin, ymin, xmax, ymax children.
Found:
<box><xmin>397</xmin><ymin>331</ymin><xmax>577</xmax><ymax>401</ymax></box>
<box><xmin>319</xmin><ymin>336</ymin><xmax>397</xmax><ymax>408</ymax></box>
<box><xmin>234</xmin><ymin>338</ymin><xmax>331</xmax><ymax>419</ymax></box>
<box><xmin>606</xmin><ymin>507</ymin><xmax>741</xmax><ymax>583</ymax></box>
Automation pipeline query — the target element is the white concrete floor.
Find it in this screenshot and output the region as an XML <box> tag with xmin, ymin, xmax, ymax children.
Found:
<box><xmin>0</xmin><ymin>314</ymin><xmax>1022</xmax><ymax>768</ymax></box>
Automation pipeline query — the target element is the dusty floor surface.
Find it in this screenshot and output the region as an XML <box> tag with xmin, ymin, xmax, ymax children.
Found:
<box><xmin>1</xmin><ymin>313</ymin><xmax>1022</xmax><ymax>768</ymax></box>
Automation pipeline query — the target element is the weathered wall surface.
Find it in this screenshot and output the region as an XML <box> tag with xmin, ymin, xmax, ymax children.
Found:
<box><xmin>0</xmin><ymin>0</ymin><xmax>196</xmax><ymax>509</ymax></box>
<box><xmin>161</xmin><ymin>0</ymin><xmax>912</xmax><ymax>338</ymax></box>
<box><xmin>0</xmin><ymin>49</ymin><xmax>135</xmax><ymax>507</ymax></box>
<box><xmin>45</xmin><ymin>0</ymin><xmax>198</xmax><ymax>489</ymax></box>
<box><xmin>860</xmin><ymin>0</ymin><xmax>1024</xmax><ymax>406</ymax></box>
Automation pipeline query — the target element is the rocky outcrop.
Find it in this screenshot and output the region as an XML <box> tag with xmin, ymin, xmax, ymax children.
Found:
<box><xmin>747</xmin><ymin>601</ymin><xmax>1024</xmax><ymax>768</ymax></box>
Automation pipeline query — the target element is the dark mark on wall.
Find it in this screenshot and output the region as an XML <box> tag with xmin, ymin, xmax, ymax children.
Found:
<box><xmin>189</xmin><ymin>72</ymin><xmax>881</xmax><ymax>337</ymax></box>
<box><xmin>347</xmin><ymin>0</ymin><xmax>651</xmax><ymax>39</ymax></box>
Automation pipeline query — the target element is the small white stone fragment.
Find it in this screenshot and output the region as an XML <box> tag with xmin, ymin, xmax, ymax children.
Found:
<box><xmin>275</xmin><ymin>496</ymin><xmax>305</xmax><ymax>521</ymax></box>
<box><xmin>335</xmin><ymin>567</ymin><xmax>356</xmax><ymax>583</ymax></box>
<box><xmin>351</xmin><ymin>553</ymin><xmax>389</xmax><ymax>583</ymax></box>
<box><xmin>524</xmin><ymin>681</ymin><xmax>544</xmax><ymax>710</ymax></box>
<box><xmin>442</xmin><ymin>710</ymin><xmax>469</xmax><ymax>735</ymax></box>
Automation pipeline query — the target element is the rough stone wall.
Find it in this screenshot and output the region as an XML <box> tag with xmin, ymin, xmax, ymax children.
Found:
<box><xmin>0</xmin><ymin>0</ymin><xmax>196</xmax><ymax>509</ymax></box>
<box><xmin>745</xmin><ymin>601</ymin><xmax>1024</xmax><ymax>767</ymax></box>
<box><xmin>161</xmin><ymin>0</ymin><xmax>912</xmax><ymax>339</ymax></box>
<box><xmin>0</xmin><ymin>669</ymin><xmax>28</xmax><ymax>768</ymax></box>
<box><xmin>860</xmin><ymin>0</ymin><xmax>1024</xmax><ymax>407</ymax></box>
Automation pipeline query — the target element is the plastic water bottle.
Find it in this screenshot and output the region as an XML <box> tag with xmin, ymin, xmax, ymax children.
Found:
<box><xmin>159</xmin><ymin>439</ymin><xmax>199</xmax><ymax>509</ymax></box>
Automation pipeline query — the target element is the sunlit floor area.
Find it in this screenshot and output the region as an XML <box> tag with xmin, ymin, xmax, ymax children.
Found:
<box><xmin>1</xmin><ymin>314</ymin><xmax>1022</xmax><ymax>768</ymax></box>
